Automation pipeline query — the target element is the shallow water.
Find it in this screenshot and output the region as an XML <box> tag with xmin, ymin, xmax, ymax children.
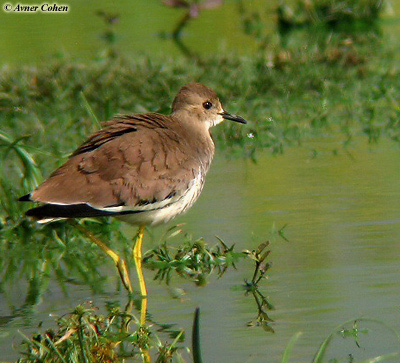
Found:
<box><xmin>183</xmin><ymin>136</ymin><xmax>400</xmax><ymax>361</ymax></box>
<box><xmin>2</xmin><ymin>136</ymin><xmax>400</xmax><ymax>361</ymax></box>
<box><xmin>2</xmin><ymin>0</ymin><xmax>400</xmax><ymax>65</ymax></box>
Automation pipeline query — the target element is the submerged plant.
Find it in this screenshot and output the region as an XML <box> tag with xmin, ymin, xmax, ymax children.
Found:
<box><xmin>162</xmin><ymin>0</ymin><xmax>223</xmax><ymax>39</ymax></box>
<box><xmin>143</xmin><ymin>233</ymin><xmax>246</xmax><ymax>286</ymax></box>
<box><xmin>160</xmin><ymin>0</ymin><xmax>223</xmax><ymax>59</ymax></box>
<box><xmin>312</xmin><ymin>318</ymin><xmax>400</xmax><ymax>362</ymax></box>
<box><xmin>242</xmin><ymin>242</ymin><xmax>275</xmax><ymax>332</ymax></box>
<box><xmin>95</xmin><ymin>9</ymin><xmax>121</xmax><ymax>59</ymax></box>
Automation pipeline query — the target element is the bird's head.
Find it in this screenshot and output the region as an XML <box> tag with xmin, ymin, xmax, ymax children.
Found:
<box><xmin>172</xmin><ymin>83</ymin><xmax>246</xmax><ymax>129</ymax></box>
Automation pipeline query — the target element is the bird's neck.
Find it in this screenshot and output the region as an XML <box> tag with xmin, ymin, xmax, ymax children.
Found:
<box><xmin>170</xmin><ymin>111</ymin><xmax>215</xmax><ymax>166</ymax></box>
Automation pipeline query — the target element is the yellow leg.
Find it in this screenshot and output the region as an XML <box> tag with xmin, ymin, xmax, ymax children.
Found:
<box><xmin>140</xmin><ymin>296</ymin><xmax>148</xmax><ymax>326</ymax></box>
<box><xmin>123</xmin><ymin>297</ymin><xmax>150</xmax><ymax>362</ymax></box>
<box><xmin>133</xmin><ymin>226</ymin><xmax>150</xmax><ymax>362</ymax></box>
<box><xmin>122</xmin><ymin>298</ymin><xmax>134</xmax><ymax>334</ymax></box>
<box><xmin>140</xmin><ymin>297</ymin><xmax>150</xmax><ymax>363</ymax></box>
<box><xmin>142</xmin><ymin>342</ymin><xmax>150</xmax><ymax>363</ymax></box>
<box><xmin>121</xmin><ymin>298</ymin><xmax>148</xmax><ymax>332</ymax></box>
<box><xmin>70</xmin><ymin>220</ymin><xmax>133</xmax><ymax>294</ymax></box>
<box><xmin>133</xmin><ymin>225</ymin><xmax>147</xmax><ymax>299</ymax></box>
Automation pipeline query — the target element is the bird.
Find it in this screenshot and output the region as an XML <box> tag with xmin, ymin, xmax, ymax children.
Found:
<box><xmin>19</xmin><ymin>83</ymin><xmax>247</xmax><ymax>298</ymax></box>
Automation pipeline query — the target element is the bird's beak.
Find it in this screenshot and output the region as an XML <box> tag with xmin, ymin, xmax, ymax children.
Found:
<box><xmin>219</xmin><ymin>111</ymin><xmax>247</xmax><ymax>124</ymax></box>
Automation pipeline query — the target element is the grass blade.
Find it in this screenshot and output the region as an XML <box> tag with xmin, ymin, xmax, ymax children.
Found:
<box><xmin>79</xmin><ymin>91</ymin><xmax>101</xmax><ymax>129</ymax></box>
<box><xmin>192</xmin><ymin>307</ymin><xmax>203</xmax><ymax>363</ymax></box>
<box><xmin>281</xmin><ymin>332</ymin><xmax>303</xmax><ymax>363</ymax></box>
<box><xmin>359</xmin><ymin>352</ymin><xmax>400</xmax><ymax>363</ymax></box>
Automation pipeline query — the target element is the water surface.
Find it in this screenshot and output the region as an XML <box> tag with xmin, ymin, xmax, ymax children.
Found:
<box><xmin>1</xmin><ymin>136</ymin><xmax>400</xmax><ymax>361</ymax></box>
<box><xmin>1</xmin><ymin>0</ymin><xmax>400</xmax><ymax>64</ymax></box>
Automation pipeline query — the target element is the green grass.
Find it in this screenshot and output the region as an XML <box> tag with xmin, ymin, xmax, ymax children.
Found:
<box><xmin>1</xmin><ymin>34</ymin><xmax>400</xmax><ymax>179</ymax></box>
<box><xmin>277</xmin><ymin>0</ymin><xmax>383</xmax><ymax>32</ymax></box>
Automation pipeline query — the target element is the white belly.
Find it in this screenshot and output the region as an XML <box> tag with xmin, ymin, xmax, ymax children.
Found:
<box><xmin>117</xmin><ymin>171</ymin><xmax>204</xmax><ymax>226</ymax></box>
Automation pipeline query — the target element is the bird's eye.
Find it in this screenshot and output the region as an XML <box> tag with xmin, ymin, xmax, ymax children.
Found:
<box><xmin>203</xmin><ymin>101</ymin><xmax>212</xmax><ymax>110</ymax></box>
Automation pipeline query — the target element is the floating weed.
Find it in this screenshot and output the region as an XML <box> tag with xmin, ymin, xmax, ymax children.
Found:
<box><xmin>143</xmin><ymin>236</ymin><xmax>246</xmax><ymax>286</ymax></box>
<box><xmin>245</xmin><ymin>289</ymin><xmax>275</xmax><ymax>333</ymax></box>
<box><xmin>312</xmin><ymin>318</ymin><xmax>400</xmax><ymax>362</ymax></box>
<box><xmin>277</xmin><ymin>224</ymin><xmax>289</xmax><ymax>242</ymax></box>
<box><xmin>279</xmin><ymin>318</ymin><xmax>400</xmax><ymax>362</ymax></box>
<box><xmin>243</xmin><ymin>241</ymin><xmax>272</xmax><ymax>286</ymax></box>
<box><xmin>242</xmin><ymin>242</ymin><xmax>275</xmax><ymax>332</ymax></box>
<box><xmin>338</xmin><ymin>320</ymin><xmax>369</xmax><ymax>349</ymax></box>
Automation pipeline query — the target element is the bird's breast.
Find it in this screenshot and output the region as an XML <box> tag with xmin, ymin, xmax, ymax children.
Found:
<box><xmin>118</xmin><ymin>168</ymin><xmax>206</xmax><ymax>226</ymax></box>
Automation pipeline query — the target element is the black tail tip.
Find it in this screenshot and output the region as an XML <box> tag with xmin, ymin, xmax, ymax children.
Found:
<box><xmin>25</xmin><ymin>208</ymin><xmax>37</xmax><ymax>217</ymax></box>
<box><xmin>18</xmin><ymin>193</ymin><xmax>32</xmax><ymax>202</ymax></box>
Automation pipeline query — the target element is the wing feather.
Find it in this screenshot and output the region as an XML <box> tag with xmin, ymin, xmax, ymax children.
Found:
<box><xmin>29</xmin><ymin>113</ymin><xmax>203</xmax><ymax>212</ymax></box>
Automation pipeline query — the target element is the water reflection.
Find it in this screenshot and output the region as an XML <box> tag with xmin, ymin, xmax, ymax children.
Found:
<box><xmin>0</xmin><ymin>0</ymin><xmax>276</xmax><ymax>64</ymax></box>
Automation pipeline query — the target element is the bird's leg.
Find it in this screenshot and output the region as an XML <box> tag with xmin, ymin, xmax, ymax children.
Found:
<box><xmin>123</xmin><ymin>297</ymin><xmax>150</xmax><ymax>362</ymax></box>
<box><xmin>133</xmin><ymin>226</ymin><xmax>150</xmax><ymax>362</ymax></box>
<box><xmin>139</xmin><ymin>297</ymin><xmax>150</xmax><ymax>363</ymax></box>
<box><xmin>122</xmin><ymin>298</ymin><xmax>134</xmax><ymax>334</ymax></box>
<box><xmin>133</xmin><ymin>225</ymin><xmax>148</xmax><ymax>299</ymax></box>
<box><xmin>140</xmin><ymin>295</ymin><xmax>148</xmax><ymax>326</ymax></box>
<box><xmin>69</xmin><ymin>220</ymin><xmax>133</xmax><ymax>294</ymax></box>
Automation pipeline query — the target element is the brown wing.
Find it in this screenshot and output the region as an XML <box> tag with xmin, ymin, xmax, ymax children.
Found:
<box><xmin>70</xmin><ymin>113</ymin><xmax>170</xmax><ymax>156</ymax></box>
<box><xmin>30</xmin><ymin>113</ymin><xmax>200</xmax><ymax>209</ymax></box>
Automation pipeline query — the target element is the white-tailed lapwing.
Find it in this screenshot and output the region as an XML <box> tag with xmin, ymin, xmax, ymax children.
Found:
<box><xmin>19</xmin><ymin>83</ymin><xmax>247</xmax><ymax>297</ymax></box>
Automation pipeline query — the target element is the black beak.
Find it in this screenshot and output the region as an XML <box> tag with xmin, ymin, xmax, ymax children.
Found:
<box><xmin>219</xmin><ymin>111</ymin><xmax>247</xmax><ymax>124</ymax></box>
